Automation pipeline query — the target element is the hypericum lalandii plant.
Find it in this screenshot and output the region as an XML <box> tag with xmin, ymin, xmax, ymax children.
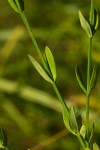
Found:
<box><xmin>2</xmin><ymin>0</ymin><xmax>99</xmax><ymax>150</ymax></box>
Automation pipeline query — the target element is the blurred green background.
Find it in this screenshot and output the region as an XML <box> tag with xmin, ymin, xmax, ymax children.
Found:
<box><xmin>0</xmin><ymin>0</ymin><xmax>100</xmax><ymax>150</ymax></box>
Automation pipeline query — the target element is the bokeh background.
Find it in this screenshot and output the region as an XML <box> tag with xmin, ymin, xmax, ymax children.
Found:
<box><xmin>0</xmin><ymin>0</ymin><xmax>100</xmax><ymax>150</ymax></box>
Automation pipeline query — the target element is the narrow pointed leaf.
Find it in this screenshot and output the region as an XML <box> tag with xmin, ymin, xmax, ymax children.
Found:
<box><xmin>94</xmin><ymin>9</ymin><xmax>99</xmax><ymax>30</ymax></box>
<box><xmin>79</xmin><ymin>10</ymin><xmax>92</xmax><ymax>38</ymax></box>
<box><xmin>89</xmin><ymin>65</ymin><xmax>97</xmax><ymax>90</ymax></box>
<box><xmin>28</xmin><ymin>55</ymin><xmax>53</xmax><ymax>83</ymax></box>
<box><xmin>93</xmin><ymin>143</ymin><xmax>100</xmax><ymax>150</ymax></box>
<box><xmin>90</xmin><ymin>8</ymin><xmax>99</xmax><ymax>30</ymax></box>
<box><xmin>80</xmin><ymin>125</ymin><xmax>86</xmax><ymax>139</ymax></box>
<box><xmin>90</xmin><ymin>9</ymin><xmax>99</xmax><ymax>35</ymax></box>
<box><xmin>45</xmin><ymin>46</ymin><xmax>56</xmax><ymax>81</ymax></box>
<box><xmin>69</xmin><ymin>105</ymin><xmax>78</xmax><ymax>134</ymax></box>
<box><xmin>8</xmin><ymin>0</ymin><xmax>19</xmax><ymax>12</ymax></box>
<box><xmin>63</xmin><ymin>106</ymin><xmax>74</xmax><ymax>134</ymax></box>
<box><xmin>75</xmin><ymin>66</ymin><xmax>86</xmax><ymax>93</ymax></box>
<box><xmin>89</xmin><ymin>123</ymin><xmax>94</xmax><ymax>143</ymax></box>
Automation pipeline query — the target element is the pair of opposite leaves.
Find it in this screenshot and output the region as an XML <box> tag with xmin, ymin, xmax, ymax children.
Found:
<box><xmin>79</xmin><ymin>9</ymin><xmax>99</xmax><ymax>38</ymax></box>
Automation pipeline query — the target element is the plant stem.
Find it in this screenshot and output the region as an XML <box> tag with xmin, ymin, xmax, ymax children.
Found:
<box><xmin>52</xmin><ymin>82</ymin><xmax>69</xmax><ymax>115</ymax></box>
<box><xmin>77</xmin><ymin>133</ymin><xmax>86</xmax><ymax>150</ymax></box>
<box><xmin>86</xmin><ymin>4</ymin><xmax>95</xmax><ymax>137</ymax></box>
<box><xmin>15</xmin><ymin>0</ymin><xmax>48</xmax><ymax>72</ymax></box>
<box><xmin>86</xmin><ymin>37</ymin><xmax>92</xmax><ymax>139</ymax></box>
<box><xmin>15</xmin><ymin>0</ymin><xmax>69</xmax><ymax>114</ymax></box>
<box><xmin>90</xmin><ymin>0</ymin><xmax>95</xmax><ymax>25</ymax></box>
<box><xmin>21</xmin><ymin>13</ymin><xmax>47</xmax><ymax>67</ymax></box>
<box><xmin>86</xmin><ymin>0</ymin><xmax>94</xmax><ymax>143</ymax></box>
<box><xmin>15</xmin><ymin>0</ymin><xmax>69</xmax><ymax>116</ymax></box>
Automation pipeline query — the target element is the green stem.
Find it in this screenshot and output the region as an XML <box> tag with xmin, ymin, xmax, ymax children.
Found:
<box><xmin>21</xmin><ymin>13</ymin><xmax>46</xmax><ymax>67</ymax></box>
<box><xmin>86</xmin><ymin>0</ymin><xmax>95</xmax><ymax>142</ymax></box>
<box><xmin>86</xmin><ymin>37</ymin><xmax>92</xmax><ymax>139</ymax></box>
<box><xmin>15</xmin><ymin>0</ymin><xmax>48</xmax><ymax>72</ymax></box>
<box><xmin>52</xmin><ymin>82</ymin><xmax>69</xmax><ymax>115</ymax></box>
<box><xmin>86</xmin><ymin>94</ymin><xmax>90</xmax><ymax>142</ymax></box>
<box><xmin>77</xmin><ymin>133</ymin><xmax>86</xmax><ymax>150</ymax></box>
<box><xmin>15</xmin><ymin>0</ymin><xmax>69</xmax><ymax>114</ymax></box>
<box><xmin>90</xmin><ymin>0</ymin><xmax>95</xmax><ymax>25</ymax></box>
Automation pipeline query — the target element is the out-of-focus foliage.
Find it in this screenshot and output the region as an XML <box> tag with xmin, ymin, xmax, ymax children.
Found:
<box><xmin>0</xmin><ymin>0</ymin><xmax>100</xmax><ymax>150</ymax></box>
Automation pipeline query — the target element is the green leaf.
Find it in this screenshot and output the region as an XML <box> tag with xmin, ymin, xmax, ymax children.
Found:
<box><xmin>89</xmin><ymin>123</ymin><xmax>94</xmax><ymax>143</ymax></box>
<box><xmin>80</xmin><ymin>125</ymin><xmax>86</xmax><ymax>139</ymax></box>
<box><xmin>79</xmin><ymin>10</ymin><xmax>92</xmax><ymax>38</ymax></box>
<box><xmin>89</xmin><ymin>65</ymin><xmax>97</xmax><ymax>91</ymax></box>
<box><xmin>69</xmin><ymin>105</ymin><xmax>78</xmax><ymax>134</ymax></box>
<box><xmin>63</xmin><ymin>106</ymin><xmax>74</xmax><ymax>134</ymax></box>
<box><xmin>8</xmin><ymin>0</ymin><xmax>24</xmax><ymax>13</ymax></box>
<box><xmin>75</xmin><ymin>66</ymin><xmax>86</xmax><ymax>94</ymax></box>
<box><xmin>93</xmin><ymin>9</ymin><xmax>99</xmax><ymax>30</ymax></box>
<box><xmin>28</xmin><ymin>55</ymin><xmax>53</xmax><ymax>83</ymax></box>
<box><xmin>0</xmin><ymin>142</ymin><xmax>4</xmax><ymax>149</ymax></box>
<box><xmin>90</xmin><ymin>8</ymin><xmax>99</xmax><ymax>30</ymax></box>
<box><xmin>90</xmin><ymin>9</ymin><xmax>99</xmax><ymax>35</ymax></box>
<box><xmin>93</xmin><ymin>143</ymin><xmax>100</xmax><ymax>150</ymax></box>
<box><xmin>0</xmin><ymin>128</ymin><xmax>7</xmax><ymax>146</ymax></box>
<box><xmin>45</xmin><ymin>46</ymin><xmax>56</xmax><ymax>81</ymax></box>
